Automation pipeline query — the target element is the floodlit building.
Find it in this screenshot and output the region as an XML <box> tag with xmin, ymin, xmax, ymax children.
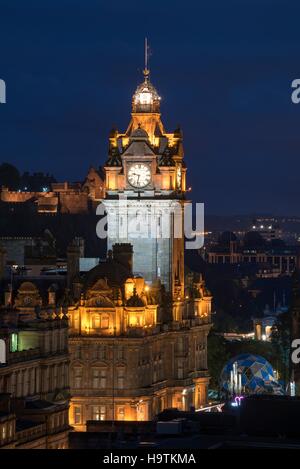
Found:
<box><xmin>0</xmin><ymin>271</ymin><xmax>70</xmax><ymax>448</ymax></box>
<box><xmin>68</xmin><ymin>64</ymin><xmax>212</xmax><ymax>429</ymax></box>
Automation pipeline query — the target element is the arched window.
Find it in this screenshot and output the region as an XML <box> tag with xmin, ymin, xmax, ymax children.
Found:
<box><xmin>0</xmin><ymin>339</ymin><xmax>6</xmax><ymax>364</ymax></box>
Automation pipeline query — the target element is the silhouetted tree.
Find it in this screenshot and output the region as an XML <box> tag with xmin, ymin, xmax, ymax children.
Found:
<box><xmin>0</xmin><ymin>162</ymin><xmax>20</xmax><ymax>189</ymax></box>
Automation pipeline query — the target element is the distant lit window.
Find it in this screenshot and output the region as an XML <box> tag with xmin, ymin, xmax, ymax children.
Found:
<box><xmin>93</xmin><ymin>315</ymin><xmax>100</xmax><ymax>328</ymax></box>
<box><xmin>0</xmin><ymin>339</ymin><xmax>6</xmax><ymax>363</ymax></box>
<box><xmin>74</xmin><ymin>406</ymin><xmax>81</xmax><ymax>425</ymax></box>
<box><xmin>101</xmin><ymin>315</ymin><xmax>109</xmax><ymax>329</ymax></box>
<box><xmin>117</xmin><ymin>368</ymin><xmax>125</xmax><ymax>389</ymax></box>
<box><xmin>92</xmin><ymin>405</ymin><xmax>106</xmax><ymax>421</ymax></box>
<box><xmin>10</xmin><ymin>333</ymin><xmax>18</xmax><ymax>353</ymax></box>
<box><xmin>99</xmin><ymin>369</ymin><xmax>107</xmax><ymax>389</ymax></box>
<box><xmin>138</xmin><ymin>91</ymin><xmax>152</xmax><ymax>105</ymax></box>
<box><xmin>117</xmin><ymin>406</ymin><xmax>125</xmax><ymax>421</ymax></box>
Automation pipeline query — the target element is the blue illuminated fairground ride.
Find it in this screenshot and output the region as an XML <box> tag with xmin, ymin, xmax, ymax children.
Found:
<box><xmin>220</xmin><ymin>353</ymin><xmax>284</xmax><ymax>396</ymax></box>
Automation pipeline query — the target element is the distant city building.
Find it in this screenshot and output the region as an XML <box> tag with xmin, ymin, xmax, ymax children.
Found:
<box><xmin>68</xmin><ymin>243</ymin><xmax>211</xmax><ymax>429</ymax></box>
<box><xmin>0</xmin><ymin>60</ymin><xmax>213</xmax><ymax>438</ymax></box>
<box><xmin>0</xmin><ymin>167</ymin><xmax>105</xmax><ymax>214</ymax></box>
<box><xmin>251</xmin><ymin>219</ymin><xmax>282</xmax><ymax>241</ymax></box>
<box><xmin>0</xmin><ymin>252</ymin><xmax>70</xmax><ymax>448</ymax></box>
<box><xmin>67</xmin><ymin>65</ymin><xmax>212</xmax><ymax>429</ymax></box>
<box><xmin>207</xmin><ymin>230</ymin><xmax>298</xmax><ymax>275</ymax></box>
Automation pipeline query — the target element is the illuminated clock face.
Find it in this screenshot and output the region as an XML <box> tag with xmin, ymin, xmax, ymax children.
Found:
<box><xmin>128</xmin><ymin>164</ymin><xmax>151</xmax><ymax>188</ymax></box>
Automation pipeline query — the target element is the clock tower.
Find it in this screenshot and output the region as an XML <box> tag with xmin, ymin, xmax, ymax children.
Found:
<box><xmin>67</xmin><ymin>51</ymin><xmax>212</xmax><ymax>425</ymax></box>
<box><xmin>104</xmin><ymin>61</ymin><xmax>187</xmax><ymax>316</ymax></box>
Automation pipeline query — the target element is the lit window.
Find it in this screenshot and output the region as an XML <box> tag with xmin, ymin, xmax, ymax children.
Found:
<box><xmin>117</xmin><ymin>368</ymin><xmax>125</xmax><ymax>389</ymax></box>
<box><xmin>10</xmin><ymin>333</ymin><xmax>18</xmax><ymax>352</ymax></box>
<box><xmin>117</xmin><ymin>407</ymin><xmax>125</xmax><ymax>421</ymax></box>
<box><xmin>0</xmin><ymin>339</ymin><xmax>6</xmax><ymax>363</ymax></box>
<box><xmin>100</xmin><ymin>369</ymin><xmax>107</xmax><ymax>388</ymax></box>
<box><xmin>74</xmin><ymin>406</ymin><xmax>81</xmax><ymax>425</ymax></box>
<box><xmin>138</xmin><ymin>91</ymin><xmax>152</xmax><ymax>105</ymax></box>
<box><xmin>93</xmin><ymin>315</ymin><xmax>100</xmax><ymax>328</ymax></box>
<box><xmin>92</xmin><ymin>406</ymin><xmax>106</xmax><ymax>421</ymax></box>
<box><xmin>101</xmin><ymin>315</ymin><xmax>109</xmax><ymax>329</ymax></box>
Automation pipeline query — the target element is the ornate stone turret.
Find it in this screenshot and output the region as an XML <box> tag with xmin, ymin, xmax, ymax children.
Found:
<box><xmin>112</xmin><ymin>243</ymin><xmax>133</xmax><ymax>274</ymax></box>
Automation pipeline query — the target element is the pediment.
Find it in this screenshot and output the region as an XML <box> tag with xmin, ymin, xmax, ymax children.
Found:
<box><xmin>86</xmin><ymin>295</ymin><xmax>115</xmax><ymax>308</ymax></box>
<box><xmin>14</xmin><ymin>282</ymin><xmax>42</xmax><ymax>307</ymax></box>
<box><xmin>122</xmin><ymin>140</ymin><xmax>156</xmax><ymax>158</ymax></box>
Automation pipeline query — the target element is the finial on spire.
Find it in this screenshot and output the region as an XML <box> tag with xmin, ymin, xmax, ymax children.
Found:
<box><xmin>143</xmin><ymin>37</ymin><xmax>150</xmax><ymax>80</ymax></box>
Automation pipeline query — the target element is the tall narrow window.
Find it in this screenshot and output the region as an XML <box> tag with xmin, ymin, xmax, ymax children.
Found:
<box><xmin>98</xmin><ymin>346</ymin><xmax>106</xmax><ymax>360</ymax></box>
<box><xmin>10</xmin><ymin>334</ymin><xmax>18</xmax><ymax>353</ymax></box>
<box><xmin>117</xmin><ymin>347</ymin><xmax>124</xmax><ymax>360</ymax></box>
<box><xmin>0</xmin><ymin>339</ymin><xmax>6</xmax><ymax>363</ymax></box>
<box><xmin>101</xmin><ymin>315</ymin><xmax>109</xmax><ymax>329</ymax></box>
<box><xmin>100</xmin><ymin>369</ymin><xmax>107</xmax><ymax>388</ymax></box>
<box><xmin>92</xmin><ymin>368</ymin><xmax>100</xmax><ymax>389</ymax></box>
<box><xmin>117</xmin><ymin>406</ymin><xmax>125</xmax><ymax>421</ymax></box>
<box><xmin>74</xmin><ymin>406</ymin><xmax>81</xmax><ymax>425</ymax></box>
<box><xmin>74</xmin><ymin>367</ymin><xmax>83</xmax><ymax>388</ymax></box>
<box><xmin>117</xmin><ymin>368</ymin><xmax>125</xmax><ymax>389</ymax></box>
<box><xmin>93</xmin><ymin>315</ymin><xmax>100</xmax><ymax>328</ymax></box>
<box><xmin>92</xmin><ymin>406</ymin><xmax>100</xmax><ymax>420</ymax></box>
<box><xmin>178</xmin><ymin>359</ymin><xmax>184</xmax><ymax>379</ymax></box>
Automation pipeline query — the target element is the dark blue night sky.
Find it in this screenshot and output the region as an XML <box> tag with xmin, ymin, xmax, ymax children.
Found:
<box><xmin>1</xmin><ymin>0</ymin><xmax>300</xmax><ymax>215</ymax></box>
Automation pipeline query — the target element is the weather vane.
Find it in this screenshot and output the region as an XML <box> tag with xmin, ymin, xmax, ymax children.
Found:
<box><xmin>144</xmin><ymin>37</ymin><xmax>150</xmax><ymax>79</ymax></box>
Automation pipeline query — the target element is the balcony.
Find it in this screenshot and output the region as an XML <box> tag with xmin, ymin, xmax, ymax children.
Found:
<box><xmin>7</xmin><ymin>348</ymin><xmax>41</xmax><ymax>364</ymax></box>
<box><xmin>16</xmin><ymin>420</ymin><xmax>46</xmax><ymax>446</ymax></box>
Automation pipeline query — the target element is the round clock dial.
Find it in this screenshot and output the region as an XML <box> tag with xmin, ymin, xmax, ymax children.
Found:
<box><xmin>128</xmin><ymin>164</ymin><xmax>151</xmax><ymax>188</ymax></box>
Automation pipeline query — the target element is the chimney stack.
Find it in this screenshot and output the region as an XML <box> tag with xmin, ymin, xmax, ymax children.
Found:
<box><xmin>67</xmin><ymin>239</ymin><xmax>81</xmax><ymax>288</ymax></box>
<box><xmin>112</xmin><ymin>243</ymin><xmax>133</xmax><ymax>273</ymax></box>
